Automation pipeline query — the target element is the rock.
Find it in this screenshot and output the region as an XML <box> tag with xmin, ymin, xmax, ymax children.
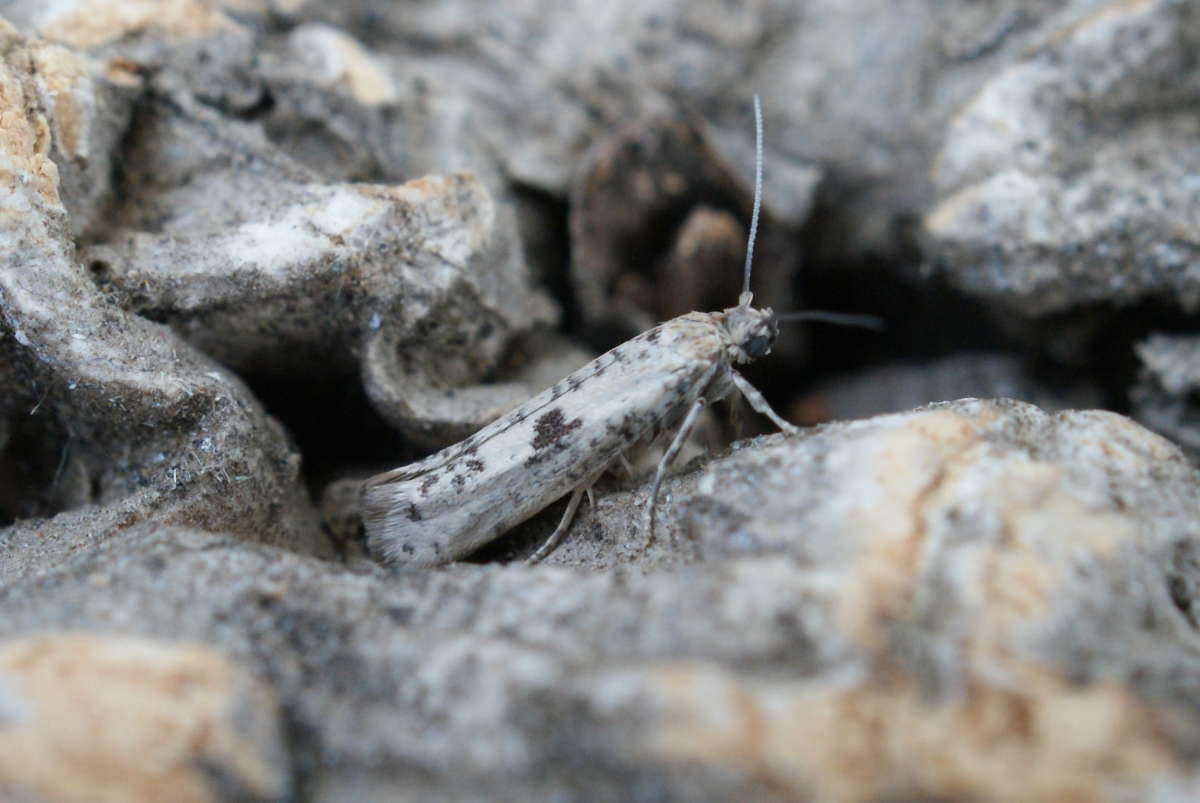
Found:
<box><xmin>3</xmin><ymin>0</ymin><xmax>263</xmax><ymax>114</ymax></box>
<box><xmin>259</xmin><ymin>0</ymin><xmax>778</xmax><ymax>193</ymax></box>
<box><xmin>608</xmin><ymin>399</ymin><xmax>1200</xmax><ymax>800</ymax></box>
<box><xmin>6</xmin><ymin>401</ymin><xmax>1199</xmax><ymax>801</ymax></box>
<box><xmin>0</xmin><ymin>19</ymin><xmax>326</xmax><ymax>579</ymax></box>
<box><xmin>5</xmin><ymin>27</ymin><xmax>137</xmax><ymax>237</ymax></box>
<box><xmin>791</xmin><ymin>352</ymin><xmax>1101</xmax><ymax>424</ymax></box>
<box><xmin>0</xmin><ymin>633</ymin><xmax>288</xmax><ymax>803</ymax></box>
<box><xmin>926</xmin><ymin>0</ymin><xmax>1200</xmax><ymax>315</ymax></box>
<box><xmin>3</xmin><ymin>1</ymin><xmax>1200</xmax><ymax>800</ymax></box>
<box><xmin>1133</xmin><ymin>333</ymin><xmax>1200</xmax><ymax>457</ymax></box>
<box><xmin>75</xmin><ymin>61</ymin><xmax>555</xmax><ymax>446</ymax></box>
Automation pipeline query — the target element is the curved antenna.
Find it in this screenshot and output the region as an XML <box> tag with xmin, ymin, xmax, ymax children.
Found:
<box><xmin>739</xmin><ymin>94</ymin><xmax>763</xmax><ymax>308</ymax></box>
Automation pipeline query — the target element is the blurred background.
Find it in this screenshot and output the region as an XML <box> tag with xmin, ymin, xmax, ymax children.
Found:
<box><xmin>3</xmin><ymin>0</ymin><xmax>1199</xmax><ymax>516</ymax></box>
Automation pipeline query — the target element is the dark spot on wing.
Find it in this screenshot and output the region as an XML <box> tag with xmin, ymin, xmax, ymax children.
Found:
<box><xmin>407</xmin><ymin>503</ymin><xmax>422</xmax><ymax>521</ymax></box>
<box><xmin>526</xmin><ymin>407</ymin><xmax>583</xmax><ymax>465</ymax></box>
<box><xmin>453</xmin><ymin>473</ymin><xmax>466</xmax><ymax>490</ymax></box>
<box><xmin>401</xmin><ymin>543</ymin><xmax>415</xmax><ymax>555</ymax></box>
<box><xmin>568</xmin><ymin>373</ymin><xmax>584</xmax><ymax>391</ymax></box>
<box><xmin>420</xmin><ymin>475</ymin><xmax>438</xmax><ymax>495</ymax></box>
<box><xmin>645</xmin><ymin>327</ymin><xmax>660</xmax><ymax>343</ymax></box>
<box><xmin>466</xmin><ymin>459</ymin><xmax>485</xmax><ymax>473</ymax></box>
<box><xmin>432</xmin><ymin>542</ymin><xmax>442</xmax><ymax>555</ymax></box>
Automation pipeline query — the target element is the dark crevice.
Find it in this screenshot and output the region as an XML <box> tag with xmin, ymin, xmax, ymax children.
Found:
<box><xmin>0</xmin><ymin>411</ymin><xmax>73</xmax><ymax>525</ymax></box>
<box><xmin>604</xmin><ymin>183</ymin><xmax>748</xmax><ymax>303</ymax></box>
<box><xmin>244</xmin><ymin>367</ymin><xmax>418</xmax><ymax>498</ymax></box>
<box><xmin>510</xmin><ymin>182</ymin><xmax>578</xmax><ymax>336</ymax></box>
<box><xmin>1055</xmin><ymin>296</ymin><xmax>1200</xmax><ymax>414</ymax></box>
<box><xmin>222</xmin><ymin>85</ymin><xmax>277</xmax><ymax>122</ymax></box>
<box><xmin>792</xmin><ymin>188</ymin><xmax>1200</xmax><ymax>416</ymax></box>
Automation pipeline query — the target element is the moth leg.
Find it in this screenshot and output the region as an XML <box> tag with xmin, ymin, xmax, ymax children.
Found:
<box><xmin>728</xmin><ymin>389</ymin><xmax>748</xmax><ymax>441</ymax></box>
<box><xmin>529</xmin><ymin>481</ymin><xmax>592</xmax><ymax>564</ymax></box>
<box><xmin>617</xmin><ymin>453</ymin><xmax>637</xmax><ymax>479</ymax></box>
<box><xmin>586</xmin><ymin>486</ymin><xmax>596</xmax><ymax>509</ymax></box>
<box><xmin>730</xmin><ymin>370</ymin><xmax>801</xmax><ymax>435</ymax></box>
<box><xmin>644</xmin><ymin>397</ymin><xmax>707</xmax><ymax>549</ymax></box>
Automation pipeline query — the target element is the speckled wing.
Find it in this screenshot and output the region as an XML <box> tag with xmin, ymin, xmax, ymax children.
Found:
<box><xmin>362</xmin><ymin>312</ymin><xmax>729</xmax><ymax>567</ymax></box>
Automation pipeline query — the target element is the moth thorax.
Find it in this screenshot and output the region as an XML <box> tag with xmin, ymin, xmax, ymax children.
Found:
<box><xmin>722</xmin><ymin>304</ymin><xmax>778</xmax><ymax>363</ymax></box>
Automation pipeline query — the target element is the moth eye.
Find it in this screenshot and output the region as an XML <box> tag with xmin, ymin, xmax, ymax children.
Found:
<box><xmin>744</xmin><ymin>334</ymin><xmax>771</xmax><ymax>358</ymax></box>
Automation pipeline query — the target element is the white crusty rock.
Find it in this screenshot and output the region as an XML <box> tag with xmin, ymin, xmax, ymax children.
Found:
<box><xmin>926</xmin><ymin>0</ymin><xmax>1200</xmax><ymax>315</ymax></box>
<box><xmin>6</xmin><ymin>2</ymin><xmax>561</xmax><ymax>445</ymax></box>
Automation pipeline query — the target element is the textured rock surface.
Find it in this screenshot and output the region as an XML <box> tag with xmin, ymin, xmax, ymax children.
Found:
<box><xmin>1133</xmin><ymin>334</ymin><xmax>1200</xmax><ymax>458</ymax></box>
<box><xmin>926</xmin><ymin>0</ymin><xmax>1200</xmax><ymax>315</ymax></box>
<box><xmin>3</xmin><ymin>1</ymin><xmax>1200</xmax><ymax>801</ymax></box>
<box><xmin>0</xmin><ymin>634</ymin><xmax>288</xmax><ymax>802</ymax></box>
<box><xmin>0</xmin><ymin>18</ymin><xmax>325</xmax><ymax>581</ymax></box>
<box><xmin>3</xmin><ymin>401</ymin><xmax>1200</xmax><ymax>802</ymax></box>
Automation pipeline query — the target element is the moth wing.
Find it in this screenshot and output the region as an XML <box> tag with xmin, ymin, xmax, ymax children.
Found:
<box><xmin>361</xmin><ymin>455</ymin><xmax>442</xmax><ymax>488</ymax></box>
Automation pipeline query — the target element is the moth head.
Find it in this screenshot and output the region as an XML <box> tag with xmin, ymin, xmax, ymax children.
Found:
<box><xmin>722</xmin><ymin>302</ymin><xmax>778</xmax><ymax>364</ymax></box>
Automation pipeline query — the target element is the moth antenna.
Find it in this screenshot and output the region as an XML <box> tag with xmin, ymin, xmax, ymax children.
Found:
<box><xmin>775</xmin><ymin>310</ymin><xmax>886</xmax><ymax>331</ymax></box>
<box><xmin>739</xmin><ymin>93</ymin><xmax>763</xmax><ymax>309</ymax></box>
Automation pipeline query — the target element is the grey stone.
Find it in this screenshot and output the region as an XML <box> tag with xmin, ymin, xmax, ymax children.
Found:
<box><xmin>0</xmin><ymin>20</ymin><xmax>325</xmax><ymax>581</ymax></box>
<box><xmin>926</xmin><ymin>0</ymin><xmax>1200</xmax><ymax>315</ymax></box>
<box><xmin>2</xmin><ymin>400</ymin><xmax>1200</xmax><ymax>801</ymax></box>
<box><xmin>3</xmin><ymin>2</ymin><xmax>1200</xmax><ymax>801</ymax></box>
<box><xmin>1134</xmin><ymin>333</ymin><xmax>1200</xmax><ymax>457</ymax></box>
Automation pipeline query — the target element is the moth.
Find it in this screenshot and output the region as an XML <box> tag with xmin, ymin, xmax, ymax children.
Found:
<box><xmin>361</xmin><ymin>96</ymin><xmax>878</xmax><ymax>567</ymax></box>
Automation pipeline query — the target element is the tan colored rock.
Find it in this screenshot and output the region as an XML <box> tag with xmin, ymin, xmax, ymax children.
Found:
<box><xmin>641</xmin><ymin>398</ymin><xmax>1200</xmax><ymax>801</ymax></box>
<box><xmin>0</xmin><ymin>19</ymin><xmax>62</xmax><ymax>208</ymax></box>
<box><xmin>0</xmin><ymin>17</ymin><xmax>136</xmax><ymax>235</ymax></box>
<box><xmin>35</xmin><ymin>0</ymin><xmax>239</xmax><ymax>49</ymax></box>
<box><xmin>284</xmin><ymin>23</ymin><xmax>398</xmax><ymax>105</ymax></box>
<box><xmin>0</xmin><ymin>634</ymin><xmax>287</xmax><ymax>803</ymax></box>
<box><xmin>642</xmin><ymin>662</ymin><xmax>1173</xmax><ymax>803</ymax></box>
